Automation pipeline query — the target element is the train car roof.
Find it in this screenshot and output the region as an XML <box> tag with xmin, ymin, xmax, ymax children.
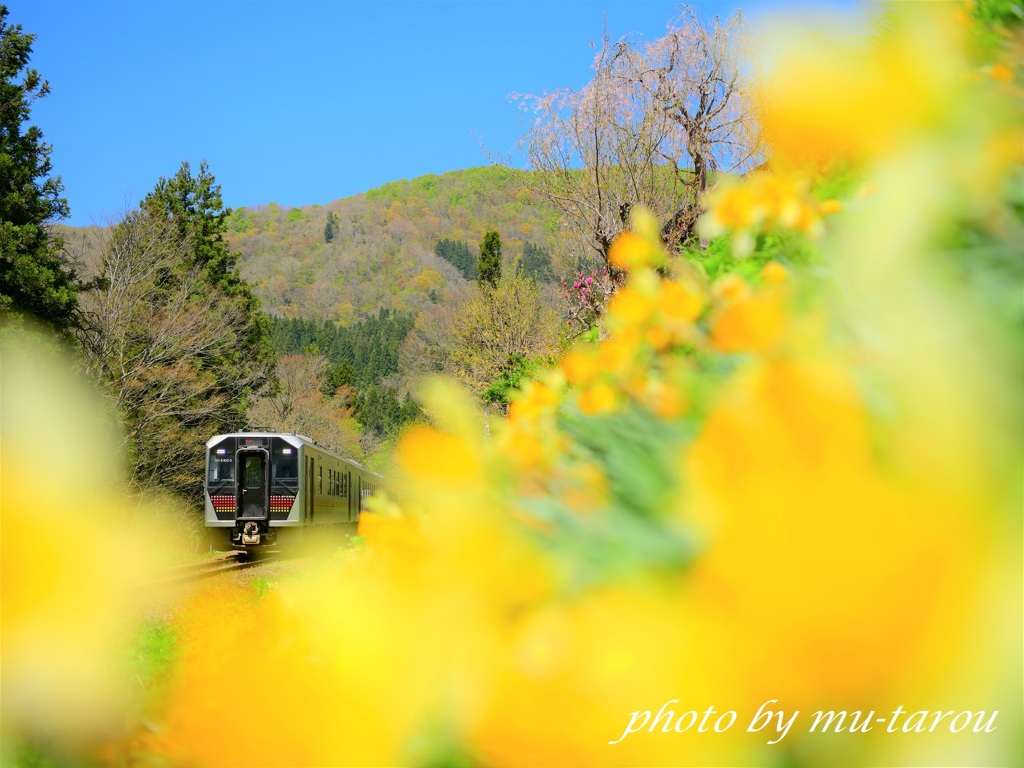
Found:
<box><xmin>205</xmin><ymin>432</ymin><xmax>382</xmax><ymax>478</ymax></box>
<box><xmin>206</xmin><ymin>431</ymin><xmax>313</xmax><ymax>448</ymax></box>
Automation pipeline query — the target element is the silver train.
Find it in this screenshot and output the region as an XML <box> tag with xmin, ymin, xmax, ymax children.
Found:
<box><xmin>204</xmin><ymin>431</ymin><xmax>382</xmax><ymax>549</ymax></box>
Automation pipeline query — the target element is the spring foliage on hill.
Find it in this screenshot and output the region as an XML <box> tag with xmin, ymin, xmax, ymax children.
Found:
<box><xmin>226</xmin><ymin>166</ymin><xmax>559</xmax><ymax>323</ymax></box>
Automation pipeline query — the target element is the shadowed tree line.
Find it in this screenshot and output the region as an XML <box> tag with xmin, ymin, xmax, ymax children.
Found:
<box><xmin>268</xmin><ymin>310</ymin><xmax>423</xmax><ymax>446</ymax></box>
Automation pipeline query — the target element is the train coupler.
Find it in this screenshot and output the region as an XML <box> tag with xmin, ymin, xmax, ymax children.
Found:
<box><xmin>241</xmin><ymin>521</ymin><xmax>261</xmax><ymax>545</ymax></box>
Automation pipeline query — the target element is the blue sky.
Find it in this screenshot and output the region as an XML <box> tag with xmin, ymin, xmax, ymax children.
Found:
<box><xmin>15</xmin><ymin>1</ymin><xmax>858</xmax><ymax>226</ymax></box>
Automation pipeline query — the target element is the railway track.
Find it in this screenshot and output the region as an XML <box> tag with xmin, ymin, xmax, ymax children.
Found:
<box><xmin>148</xmin><ymin>550</ymin><xmax>277</xmax><ymax>588</ymax></box>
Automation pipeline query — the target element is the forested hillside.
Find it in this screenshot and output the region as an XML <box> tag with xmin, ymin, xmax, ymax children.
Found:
<box><xmin>231</xmin><ymin>165</ymin><xmax>563</xmax><ymax>450</ymax></box>
<box><xmin>225</xmin><ymin>165</ymin><xmax>559</xmax><ymax>322</ymax></box>
<box><xmin>55</xmin><ymin>165</ymin><xmax>565</xmax><ymax>460</ymax></box>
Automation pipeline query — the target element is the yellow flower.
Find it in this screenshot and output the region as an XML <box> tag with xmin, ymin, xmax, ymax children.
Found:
<box><xmin>561</xmin><ymin>348</ymin><xmax>601</xmax><ymax>385</ymax></box>
<box><xmin>987</xmin><ymin>62</ymin><xmax>1013</xmax><ymax>81</ymax></box>
<box><xmin>1</xmin><ymin>336</ymin><xmax>167</xmax><ymax>751</ymax></box>
<box><xmin>607</xmin><ymin>284</ymin><xmax>654</xmax><ymax>326</ymax></box>
<box><xmin>755</xmin><ymin>4</ymin><xmax>967</xmax><ymax>166</ymax></box>
<box><xmin>471</xmin><ymin>587</ymin><xmax>731</xmax><ymax>767</ymax></box>
<box><xmin>702</xmin><ymin>171</ymin><xmax>826</xmax><ymax>253</ymax></box>
<box><xmin>712</xmin><ymin>274</ymin><xmax>751</xmax><ymax>304</ymax></box>
<box><xmin>658</xmin><ymin>278</ymin><xmax>704</xmax><ymax>323</ymax></box>
<box><xmin>578</xmin><ymin>382</ymin><xmax>617</xmax><ymax>415</ymax></box>
<box><xmin>358</xmin><ymin>511</ymin><xmax>424</xmax><ymax>558</ymax></box>
<box><xmin>683</xmin><ymin>356</ymin><xmax>985</xmax><ymax>710</ymax></box>
<box><xmin>710</xmin><ymin>295</ymin><xmax>785</xmax><ymax>354</ymax></box>
<box><xmin>645</xmin><ymin>324</ymin><xmax>671</xmax><ymax>351</ymax></box>
<box><xmin>641</xmin><ymin>378</ymin><xmax>687</xmax><ymax>420</ymax></box>
<box><xmin>819</xmin><ymin>198</ymin><xmax>843</xmax><ymax>216</ymax></box>
<box><xmin>608</xmin><ymin>231</ymin><xmax>658</xmax><ymax>270</ymax></box>
<box><xmin>397</xmin><ymin>425</ymin><xmax>480</xmax><ymax>482</ymax></box>
<box><xmin>501</xmin><ymin>425</ymin><xmax>547</xmax><ymax>470</ymax></box>
<box><xmin>707</xmin><ymin>183</ymin><xmax>759</xmax><ymax>229</ymax></box>
<box><xmin>598</xmin><ymin>329</ymin><xmax>641</xmax><ymax>373</ymax></box>
<box><xmin>761</xmin><ymin>261</ymin><xmax>788</xmax><ymax>284</ymax></box>
<box><xmin>509</xmin><ymin>380</ymin><xmax>559</xmax><ymax>423</ymax></box>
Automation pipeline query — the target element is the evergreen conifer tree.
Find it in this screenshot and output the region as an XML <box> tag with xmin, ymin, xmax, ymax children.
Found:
<box><xmin>142</xmin><ymin>160</ymin><xmax>236</xmax><ymax>291</ymax></box>
<box><xmin>521</xmin><ymin>242</ymin><xmax>554</xmax><ymax>283</ymax></box>
<box><xmin>0</xmin><ymin>6</ymin><xmax>79</xmax><ymax>332</ymax></box>
<box><xmin>478</xmin><ymin>230</ymin><xmax>502</xmax><ymax>289</ymax></box>
<box><xmin>324</xmin><ymin>211</ymin><xmax>338</xmax><ymax>243</ymax></box>
<box><xmin>435</xmin><ymin>238</ymin><xmax>479</xmax><ymax>281</ymax></box>
<box><xmin>139</xmin><ymin>160</ymin><xmax>274</xmax><ymax>426</ymax></box>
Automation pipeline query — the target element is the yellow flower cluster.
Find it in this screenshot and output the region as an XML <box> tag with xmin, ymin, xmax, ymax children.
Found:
<box><xmin>753</xmin><ymin>3</ymin><xmax>1022</xmax><ymax>195</ymax></box>
<box><xmin>755</xmin><ymin>5</ymin><xmax>965</xmax><ymax>167</ymax></box>
<box><xmin>700</xmin><ymin>170</ymin><xmax>842</xmax><ymax>256</ymax></box>
<box><xmin>0</xmin><ymin>338</ymin><xmax>187</xmax><ymax>761</ymax></box>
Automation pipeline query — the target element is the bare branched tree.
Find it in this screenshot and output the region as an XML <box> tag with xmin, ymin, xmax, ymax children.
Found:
<box><xmin>248</xmin><ymin>354</ymin><xmax>363</xmax><ymax>461</ymax></box>
<box><xmin>511</xmin><ymin>6</ymin><xmax>759</xmax><ymax>266</ymax></box>
<box><xmin>397</xmin><ymin>280</ymin><xmax>476</xmax><ymax>392</ymax></box>
<box><xmin>78</xmin><ymin>208</ymin><xmax>270</xmax><ymax>500</ymax></box>
<box><xmin>620</xmin><ymin>6</ymin><xmax>760</xmax><ymax>245</ymax></box>
<box><xmin>247</xmin><ymin>353</ymin><xmax>328</xmax><ymax>430</ymax></box>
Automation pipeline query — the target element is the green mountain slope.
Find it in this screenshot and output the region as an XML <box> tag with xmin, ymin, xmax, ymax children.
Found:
<box><xmin>55</xmin><ymin>166</ymin><xmax>564</xmax><ymax>450</ymax></box>
<box><xmin>226</xmin><ymin>165</ymin><xmax>558</xmax><ymax>323</ymax></box>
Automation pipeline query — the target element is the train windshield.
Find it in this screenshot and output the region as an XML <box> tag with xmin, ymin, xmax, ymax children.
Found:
<box><xmin>271</xmin><ymin>439</ymin><xmax>299</xmax><ymax>483</ymax></box>
<box><xmin>207</xmin><ymin>438</ymin><xmax>236</xmax><ymax>484</ymax></box>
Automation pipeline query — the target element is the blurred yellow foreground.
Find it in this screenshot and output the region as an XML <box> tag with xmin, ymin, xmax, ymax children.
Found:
<box><xmin>2</xmin><ymin>4</ymin><xmax>1021</xmax><ymax>767</ymax></box>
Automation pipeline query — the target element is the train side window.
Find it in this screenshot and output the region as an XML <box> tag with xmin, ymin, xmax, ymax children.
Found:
<box><xmin>318</xmin><ymin>465</ymin><xmax>323</xmax><ymax>494</ymax></box>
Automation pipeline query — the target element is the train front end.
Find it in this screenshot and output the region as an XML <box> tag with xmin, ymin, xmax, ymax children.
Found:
<box><xmin>204</xmin><ymin>433</ymin><xmax>302</xmax><ymax>549</ymax></box>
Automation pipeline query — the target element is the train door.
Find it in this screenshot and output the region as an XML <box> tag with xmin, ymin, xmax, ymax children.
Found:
<box><xmin>236</xmin><ymin>449</ymin><xmax>269</xmax><ymax>521</ymax></box>
<box><xmin>347</xmin><ymin>471</ymin><xmax>352</xmax><ymax>521</ymax></box>
<box><xmin>306</xmin><ymin>457</ymin><xmax>315</xmax><ymax>523</ymax></box>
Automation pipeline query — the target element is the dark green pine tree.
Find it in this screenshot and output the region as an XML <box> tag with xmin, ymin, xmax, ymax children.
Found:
<box><xmin>354</xmin><ymin>384</ymin><xmax>397</xmax><ymax>438</ymax></box>
<box><xmin>460</xmin><ymin>240</ymin><xmax>478</xmax><ymax>281</ymax></box>
<box><xmin>0</xmin><ymin>6</ymin><xmax>79</xmax><ymax>332</ymax></box>
<box><xmin>142</xmin><ymin>160</ymin><xmax>238</xmax><ymax>292</ymax></box>
<box><xmin>520</xmin><ymin>242</ymin><xmax>554</xmax><ymax>283</ymax></box>
<box><xmin>399</xmin><ymin>391</ymin><xmax>423</xmax><ymax>426</ymax></box>
<box><xmin>435</xmin><ymin>238</ymin><xmax>478</xmax><ymax>281</ymax></box>
<box><xmin>478</xmin><ymin>230</ymin><xmax>502</xmax><ymax>289</ymax></box>
<box><xmin>434</xmin><ymin>238</ymin><xmax>452</xmax><ymax>269</ymax></box>
<box><xmin>141</xmin><ymin>160</ymin><xmax>275</xmax><ymax>425</ymax></box>
<box><xmin>324</xmin><ymin>210</ymin><xmax>338</xmax><ymax>243</ymax></box>
<box><xmin>321</xmin><ymin>359</ymin><xmax>355</xmax><ymax>399</ymax></box>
